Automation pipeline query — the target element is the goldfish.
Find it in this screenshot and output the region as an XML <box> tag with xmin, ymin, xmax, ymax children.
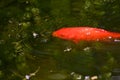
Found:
<box><xmin>52</xmin><ymin>27</ymin><xmax>120</xmax><ymax>43</ymax></box>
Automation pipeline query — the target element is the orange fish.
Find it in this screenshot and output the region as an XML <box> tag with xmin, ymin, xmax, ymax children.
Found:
<box><xmin>52</xmin><ymin>27</ymin><xmax>120</xmax><ymax>43</ymax></box>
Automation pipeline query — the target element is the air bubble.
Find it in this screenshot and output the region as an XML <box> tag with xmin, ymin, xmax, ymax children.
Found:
<box><xmin>114</xmin><ymin>39</ymin><xmax>120</xmax><ymax>42</ymax></box>
<box><xmin>32</xmin><ymin>32</ymin><xmax>38</xmax><ymax>38</ymax></box>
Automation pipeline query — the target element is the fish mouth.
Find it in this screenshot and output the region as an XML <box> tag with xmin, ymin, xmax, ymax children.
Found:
<box><xmin>52</xmin><ymin>32</ymin><xmax>57</xmax><ymax>37</ymax></box>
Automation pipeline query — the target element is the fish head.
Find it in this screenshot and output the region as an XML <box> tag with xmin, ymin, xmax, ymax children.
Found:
<box><xmin>52</xmin><ymin>28</ymin><xmax>75</xmax><ymax>40</ymax></box>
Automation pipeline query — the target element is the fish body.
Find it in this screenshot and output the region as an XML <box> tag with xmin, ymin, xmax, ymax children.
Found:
<box><xmin>52</xmin><ymin>27</ymin><xmax>120</xmax><ymax>43</ymax></box>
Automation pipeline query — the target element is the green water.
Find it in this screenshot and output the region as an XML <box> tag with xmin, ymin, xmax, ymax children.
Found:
<box><xmin>0</xmin><ymin>0</ymin><xmax>120</xmax><ymax>80</ymax></box>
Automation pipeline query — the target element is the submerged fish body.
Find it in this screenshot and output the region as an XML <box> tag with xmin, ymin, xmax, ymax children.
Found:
<box><xmin>52</xmin><ymin>27</ymin><xmax>120</xmax><ymax>43</ymax></box>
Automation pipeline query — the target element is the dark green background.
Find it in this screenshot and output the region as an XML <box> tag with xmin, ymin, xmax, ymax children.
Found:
<box><xmin>0</xmin><ymin>0</ymin><xmax>120</xmax><ymax>80</ymax></box>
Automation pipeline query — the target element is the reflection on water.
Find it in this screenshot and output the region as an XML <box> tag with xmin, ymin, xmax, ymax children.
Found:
<box><xmin>28</xmin><ymin>40</ymin><xmax>120</xmax><ymax>80</ymax></box>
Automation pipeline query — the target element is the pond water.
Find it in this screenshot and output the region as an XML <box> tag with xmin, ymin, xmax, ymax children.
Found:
<box><xmin>27</xmin><ymin>38</ymin><xmax>120</xmax><ymax>80</ymax></box>
<box><xmin>1</xmin><ymin>0</ymin><xmax>120</xmax><ymax>80</ymax></box>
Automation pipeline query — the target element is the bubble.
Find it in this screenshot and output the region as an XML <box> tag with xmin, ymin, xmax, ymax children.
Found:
<box><xmin>32</xmin><ymin>32</ymin><xmax>38</xmax><ymax>38</ymax></box>
<box><xmin>83</xmin><ymin>47</ymin><xmax>91</xmax><ymax>51</ymax></box>
<box><xmin>114</xmin><ymin>39</ymin><xmax>120</xmax><ymax>42</ymax></box>
<box><xmin>25</xmin><ymin>75</ymin><xmax>30</xmax><ymax>80</ymax></box>
<box><xmin>85</xmin><ymin>76</ymin><xmax>90</xmax><ymax>80</ymax></box>
<box><xmin>64</xmin><ymin>47</ymin><xmax>72</xmax><ymax>52</ymax></box>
